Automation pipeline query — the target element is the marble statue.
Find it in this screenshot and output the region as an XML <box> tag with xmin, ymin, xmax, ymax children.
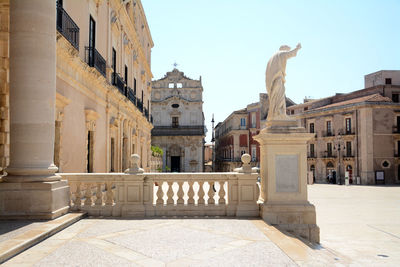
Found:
<box><xmin>265</xmin><ymin>43</ymin><xmax>301</xmax><ymax>121</ymax></box>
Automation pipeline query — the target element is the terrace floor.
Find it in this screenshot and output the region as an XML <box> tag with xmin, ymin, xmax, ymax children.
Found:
<box><xmin>1</xmin><ymin>184</ymin><xmax>400</xmax><ymax>266</ymax></box>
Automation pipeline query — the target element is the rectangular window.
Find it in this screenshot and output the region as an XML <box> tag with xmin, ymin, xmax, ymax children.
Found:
<box><xmin>393</xmin><ymin>93</ymin><xmax>399</xmax><ymax>103</ymax></box>
<box><xmin>172</xmin><ymin>117</ymin><xmax>179</xmax><ymax>128</ymax></box>
<box><xmin>168</xmin><ymin>83</ymin><xmax>174</xmax><ymax>88</ymax></box>
<box><xmin>310</xmin><ymin>144</ymin><xmax>315</xmax><ymax>157</ymax></box>
<box><xmin>345</xmin><ymin>118</ymin><xmax>352</xmax><ymax>134</ymax></box>
<box><xmin>304</xmin><ymin>107</ymin><xmax>308</xmax><ymax>111</ymax></box>
<box><xmin>177</xmin><ymin>83</ymin><xmax>183</xmax><ymax>88</ymax></box>
<box><xmin>88</xmin><ymin>16</ymin><xmax>96</xmax><ymax>66</ymax></box>
<box><xmin>110</xmin><ymin>138</ymin><xmax>115</xmax><ymax>172</ymax></box>
<box><xmin>326</xmin><ymin>121</ymin><xmax>332</xmax><ymax>135</ymax></box>
<box><xmin>327</xmin><ymin>143</ymin><xmax>332</xmax><ymax>157</ymax></box>
<box><xmin>385</xmin><ymin>78</ymin><xmax>392</xmax><ymax>85</ymax></box>
<box><xmin>134</xmin><ymin>78</ymin><xmax>137</xmax><ymax>95</ymax></box>
<box><xmin>309</xmin><ymin>123</ymin><xmax>314</xmax><ymax>133</ymax></box>
<box><xmin>124</xmin><ymin>65</ymin><xmax>128</xmax><ymax>85</ymax></box>
<box><xmin>398</xmin><ymin>140</ymin><xmax>400</xmax><ymax>156</ymax></box>
<box><xmin>112</xmin><ymin>48</ymin><xmax>116</xmax><ymax>75</ymax></box>
<box><xmin>87</xmin><ymin>131</ymin><xmax>94</xmax><ymax>173</ymax></box>
<box><xmin>291</xmin><ymin>110</ymin><xmax>294</xmax><ymax>115</ymax></box>
<box><xmin>251</xmin><ymin>145</ymin><xmax>257</xmax><ymax>161</ymax></box>
<box><xmin>251</xmin><ymin>113</ymin><xmax>256</xmax><ymax>128</ymax></box>
<box><xmin>397</xmin><ymin>116</ymin><xmax>400</xmax><ymax>133</ymax></box>
<box><xmin>240</xmin><ymin>118</ymin><xmax>246</xmax><ymax>127</ymax></box>
<box><xmin>346</xmin><ymin>141</ymin><xmax>352</xmax><ymax>157</ymax></box>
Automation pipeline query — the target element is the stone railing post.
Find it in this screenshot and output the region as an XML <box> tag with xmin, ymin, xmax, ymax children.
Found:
<box><xmin>121</xmin><ymin>154</ymin><xmax>145</xmax><ymax>217</ymax></box>
<box><xmin>235</xmin><ymin>154</ymin><xmax>259</xmax><ymax>217</ymax></box>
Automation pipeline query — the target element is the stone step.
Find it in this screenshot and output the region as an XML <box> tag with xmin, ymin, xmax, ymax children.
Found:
<box><xmin>0</xmin><ymin>212</ymin><xmax>86</xmax><ymax>264</ymax></box>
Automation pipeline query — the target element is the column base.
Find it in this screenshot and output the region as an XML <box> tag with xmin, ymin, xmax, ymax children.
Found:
<box><xmin>0</xmin><ymin>180</ymin><xmax>70</xmax><ymax>219</ymax></box>
<box><xmin>261</xmin><ymin>202</ymin><xmax>320</xmax><ymax>243</ymax></box>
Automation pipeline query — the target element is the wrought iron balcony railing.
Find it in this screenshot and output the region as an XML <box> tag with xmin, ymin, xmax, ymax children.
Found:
<box><xmin>112</xmin><ymin>72</ymin><xmax>126</xmax><ymax>95</ymax></box>
<box><xmin>152</xmin><ymin>125</ymin><xmax>205</xmax><ymax>136</ymax></box>
<box><xmin>56</xmin><ymin>4</ymin><xmax>79</xmax><ymax>50</ymax></box>
<box><xmin>322</xmin><ymin>131</ymin><xmax>335</xmax><ymax>137</ymax></box>
<box><xmin>127</xmin><ymin>87</ymin><xmax>136</xmax><ymax>105</ymax></box>
<box><xmin>393</xmin><ymin>126</ymin><xmax>400</xmax><ymax>134</ymax></box>
<box><xmin>307</xmin><ymin>153</ymin><xmax>317</xmax><ymax>158</ymax></box>
<box><xmin>85</xmin><ymin>46</ymin><xmax>106</xmax><ymax>77</ymax></box>
<box><xmin>136</xmin><ymin>99</ymin><xmax>143</xmax><ymax>112</ymax></box>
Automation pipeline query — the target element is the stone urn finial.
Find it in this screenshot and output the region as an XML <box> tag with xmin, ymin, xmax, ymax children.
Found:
<box><xmin>233</xmin><ymin>153</ymin><xmax>255</xmax><ymax>173</ymax></box>
<box><xmin>125</xmin><ymin>154</ymin><xmax>144</xmax><ymax>174</ymax></box>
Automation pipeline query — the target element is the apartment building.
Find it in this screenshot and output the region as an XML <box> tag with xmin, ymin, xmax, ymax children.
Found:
<box><xmin>287</xmin><ymin>70</ymin><xmax>400</xmax><ymax>184</ymax></box>
<box><xmin>215</xmin><ymin>93</ymin><xmax>294</xmax><ymax>171</ymax></box>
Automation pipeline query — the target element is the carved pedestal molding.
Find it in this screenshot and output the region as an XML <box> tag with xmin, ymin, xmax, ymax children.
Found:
<box><xmin>0</xmin><ymin>0</ymin><xmax>69</xmax><ymax>219</ymax></box>
<box><xmin>254</xmin><ymin>122</ymin><xmax>320</xmax><ymax>243</ymax></box>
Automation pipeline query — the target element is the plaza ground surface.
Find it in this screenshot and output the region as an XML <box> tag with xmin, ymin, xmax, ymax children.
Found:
<box><xmin>1</xmin><ymin>184</ymin><xmax>399</xmax><ymax>266</ymax></box>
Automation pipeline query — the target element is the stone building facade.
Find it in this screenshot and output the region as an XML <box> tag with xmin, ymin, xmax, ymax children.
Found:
<box><xmin>287</xmin><ymin>70</ymin><xmax>400</xmax><ymax>184</ymax></box>
<box><xmin>0</xmin><ymin>0</ymin><xmax>154</xmax><ymax>174</ymax></box>
<box><xmin>215</xmin><ymin>93</ymin><xmax>294</xmax><ymax>171</ymax></box>
<box><xmin>151</xmin><ymin>68</ymin><xmax>205</xmax><ymax>172</ymax></box>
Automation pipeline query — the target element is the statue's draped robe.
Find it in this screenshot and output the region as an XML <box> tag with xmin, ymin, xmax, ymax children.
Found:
<box><xmin>265</xmin><ymin>49</ymin><xmax>298</xmax><ymax>120</ymax></box>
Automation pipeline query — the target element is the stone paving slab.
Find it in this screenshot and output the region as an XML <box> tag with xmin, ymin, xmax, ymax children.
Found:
<box><xmin>0</xmin><ymin>212</ymin><xmax>85</xmax><ymax>264</ymax></box>
<box><xmin>2</xmin><ymin>218</ymin><xmax>300</xmax><ymax>266</ymax></box>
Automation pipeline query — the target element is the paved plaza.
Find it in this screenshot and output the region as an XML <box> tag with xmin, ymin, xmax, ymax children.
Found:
<box><xmin>1</xmin><ymin>184</ymin><xmax>400</xmax><ymax>266</ymax></box>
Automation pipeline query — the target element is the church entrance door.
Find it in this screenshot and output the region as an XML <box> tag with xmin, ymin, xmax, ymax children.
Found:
<box><xmin>171</xmin><ymin>156</ymin><xmax>180</xmax><ymax>172</ymax></box>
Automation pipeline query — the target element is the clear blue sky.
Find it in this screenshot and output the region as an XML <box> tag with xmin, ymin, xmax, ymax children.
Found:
<box><xmin>142</xmin><ymin>0</ymin><xmax>400</xmax><ymax>142</ymax></box>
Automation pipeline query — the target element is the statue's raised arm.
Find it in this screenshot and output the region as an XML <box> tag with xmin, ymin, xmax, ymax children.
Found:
<box><xmin>265</xmin><ymin>43</ymin><xmax>301</xmax><ymax>122</ymax></box>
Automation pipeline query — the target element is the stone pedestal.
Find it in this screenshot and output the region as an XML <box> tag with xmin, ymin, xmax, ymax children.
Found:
<box><xmin>0</xmin><ymin>0</ymin><xmax>69</xmax><ymax>219</ymax></box>
<box><xmin>254</xmin><ymin>120</ymin><xmax>320</xmax><ymax>243</ymax></box>
<box><xmin>0</xmin><ymin>181</ymin><xmax>70</xmax><ymax>219</ymax></box>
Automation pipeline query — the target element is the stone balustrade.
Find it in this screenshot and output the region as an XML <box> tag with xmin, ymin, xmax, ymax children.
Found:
<box><xmin>62</xmin><ymin>154</ymin><xmax>260</xmax><ymax>217</ymax></box>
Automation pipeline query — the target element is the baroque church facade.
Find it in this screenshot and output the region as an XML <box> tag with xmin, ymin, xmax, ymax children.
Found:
<box><xmin>151</xmin><ymin>68</ymin><xmax>205</xmax><ymax>172</ymax></box>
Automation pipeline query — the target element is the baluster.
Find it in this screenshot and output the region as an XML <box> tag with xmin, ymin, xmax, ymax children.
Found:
<box><xmin>75</xmin><ymin>182</ymin><xmax>82</xmax><ymax>208</ymax></box>
<box><xmin>167</xmin><ymin>181</ymin><xmax>174</xmax><ymax>205</ymax></box>
<box><xmin>218</xmin><ymin>181</ymin><xmax>226</xmax><ymax>204</ymax></box>
<box><xmin>177</xmin><ymin>181</ymin><xmax>184</xmax><ymax>204</ymax></box>
<box><xmin>84</xmin><ymin>183</ymin><xmax>92</xmax><ymax>206</ymax></box>
<box><xmin>208</xmin><ymin>181</ymin><xmax>215</xmax><ymax>205</ymax></box>
<box><xmin>156</xmin><ymin>181</ymin><xmax>164</xmax><ymax>205</ymax></box>
<box><xmin>198</xmin><ymin>181</ymin><xmax>205</xmax><ymax>205</ymax></box>
<box><xmin>105</xmin><ymin>181</ymin><xmax>114</xmax><ymax>205</ymax></box>
<box><xmin>187</xmin><ymin>181</ymin><xmax>195</xmax><ymax>205</ymax></box>
<box><xmin>95</xmin><ymin>182</ymin><xmax>103</xmax><ymax>205</ymax></box>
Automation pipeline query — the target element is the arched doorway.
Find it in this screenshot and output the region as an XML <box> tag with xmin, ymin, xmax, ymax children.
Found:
<box><xmin>310</xmin><ymin>165</ymin><xmax>316</xmax><ymax>183</ymax></box>
<box><xmin>326</xmin><ymin>161</ymin><xmax>335</xmax><ymax>183</ymax></box>
<box><xmin>346</xmin><ymin>165</ymin><xmax>353</xmax><ymax>184</ymax></box>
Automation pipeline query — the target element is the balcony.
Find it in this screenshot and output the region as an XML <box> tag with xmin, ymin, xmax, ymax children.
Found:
<box><xmin>321</xmin><ymin>131</ymin><xmax>335</xmax><ymax>137</ymax></box>
<box><xmin>136</xmin><ymin>98</ymin><xmax>143</xmax><ymax>112</ymax></box>
<box><xmin>394</xmin><ymin>153</ymin><xmax>400</xmax><ymax>158</ymax></box>
<box><xmin>343</xmin><ymin>130</ymin><xmax>355</xmax><ymax>135</ymax></box>
<box><xmin>307</xmin><ymin>153</ymin><xmax>317</xmax><ymax>159</ymax></box>
<box><xmin>321</xmin><ymin>152</ymin><xmax>337</xmax><ymax>159</ymax></box>
<box><xmin>152</xmin><ymin>125</ymin><xmax>205</xmax><ymax>136</ymax></box>
<box><xmin>56</xmin><ymin>4</ymin><xmax>80</xmax><ymax>50</ymax></box>
<box><xmin>126</xmin><ymin>87</ymin><xmax>136</xmax><ymax>105</ymax></box>
<box><xmin>393</xmin><ymin>126</ymin><xmax>400</xmax><ymax>134</ymax></box>
<box><xmin>112</xmin><ymin>72</ymin><xmax>126</xmax><ymax>95</ymax></box>
<box><xmin>85</xmin><ymin>46</ymin><xmax>106</xmax><ymax>77</ymax></box>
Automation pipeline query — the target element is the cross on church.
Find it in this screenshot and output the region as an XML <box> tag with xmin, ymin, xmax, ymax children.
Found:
<box><xmin>173</xmin><ymin>62</ymin><xmax>178</xmax><ymax>68</ymax></box>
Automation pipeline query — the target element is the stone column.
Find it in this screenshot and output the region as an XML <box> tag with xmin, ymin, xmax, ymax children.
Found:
<box><xmin>254</xmin><ymin>120</ymin><xmax>320</xmax><ymax>243</ymax></box>
<box><xmin>0</xmin><ymin>0</ymin><xmax>69</xmax><ymax>219</ymax></box>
